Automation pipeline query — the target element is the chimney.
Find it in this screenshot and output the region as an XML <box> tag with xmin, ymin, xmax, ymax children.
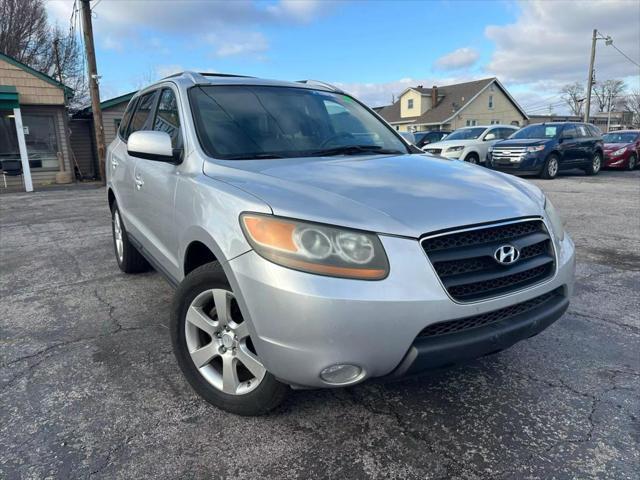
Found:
<box><xmin>431</xmin><ymin>85</ymin><xmax>438</xmax><ymax>107</ymax></box>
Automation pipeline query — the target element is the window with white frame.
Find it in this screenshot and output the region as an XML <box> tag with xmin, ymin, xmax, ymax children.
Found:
<box><xmin>491</xmin><ymin>119</ymin><xmax>500</xmax><ymax>125</ymax></box>
<box><xmin>488</xmin><ymin>95</ymin><xmax>494</xmax><ymax>109</ymax></box>
<box><xmin>465</xmin><ymin>119</ymin><xmax>478</xmax><ymax>126</ymax></box>
<box><xmin>407</xmin><ymin>99</ymin><xmax>414</xmax><ymax>109</ymax></box>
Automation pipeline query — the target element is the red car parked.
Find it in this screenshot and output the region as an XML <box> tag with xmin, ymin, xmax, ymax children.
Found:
<box><xmin>602</xmin><ymin>130</ymin><xmax>640</xmax><ymax>170</ymax></box>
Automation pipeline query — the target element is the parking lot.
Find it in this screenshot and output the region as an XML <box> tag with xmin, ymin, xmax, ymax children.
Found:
<box><xmin>1</xmin><ymin>169</ymin><xmax>638</xmax><ymax>479</ymax></box>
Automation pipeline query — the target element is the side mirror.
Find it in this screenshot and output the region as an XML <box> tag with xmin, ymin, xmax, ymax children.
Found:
<box><xmin>128</xmin><ymin>131</ymin><xmax>175</xmax><ymax>162</ymax></box>
<box><xmin>484</xmin><ymin>133</ymin><xmax>496</xmax><ymax>141</ymax></box>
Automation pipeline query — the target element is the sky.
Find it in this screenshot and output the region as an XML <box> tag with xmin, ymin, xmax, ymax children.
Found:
<box><xmin>46</xmin><ymin>0</ymin><xmax>640</xmax><ymax>114</ymax></box>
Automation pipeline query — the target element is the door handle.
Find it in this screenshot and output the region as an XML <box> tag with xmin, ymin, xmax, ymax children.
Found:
<box><xmin>111</xmin><ymin>158</ymin><xmax>119</xmax><ymax>168</ymax></box>
<box><xmin>135</xmin><ymin>176</ymin><xmax>144</xmax><ymax>190</ymax></box>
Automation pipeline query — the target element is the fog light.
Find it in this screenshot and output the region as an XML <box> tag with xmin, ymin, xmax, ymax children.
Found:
<box><xmin>320</xmin><ymin>364</ymin><xmax>363</xmax><ymax>384</ymax></box>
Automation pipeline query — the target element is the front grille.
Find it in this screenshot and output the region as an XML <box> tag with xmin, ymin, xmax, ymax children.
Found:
<box><xmin>421</xmin><ymin>219</ymin><xmax>556</xmax><ymax>302</ymax></box>
<box><xmin>425</xmin><ymin>148</ymin><xmax>442</xmax><ymax>155</ymax></box>
<box><xmin>491</xmin><ymin>147</ymin><xmax>526</xmax><ymax>165</ymax></box>
<box><xmin>418</xmin><ymin>288</ymin><xmax>562</xmax><ymax>338</ymax></box>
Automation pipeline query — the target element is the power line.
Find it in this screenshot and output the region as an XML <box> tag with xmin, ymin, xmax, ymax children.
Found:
<box><xmin>597</xmin><ymin>30</ymin><xmax>640</xmax><ymax>68</ymax></box>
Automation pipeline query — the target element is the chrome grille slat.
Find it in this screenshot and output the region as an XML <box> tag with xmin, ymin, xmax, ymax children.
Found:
<box><xmin>421</xmin><ymin>219</ymin><xmax>556</xmax><ymax>302</ymax></box>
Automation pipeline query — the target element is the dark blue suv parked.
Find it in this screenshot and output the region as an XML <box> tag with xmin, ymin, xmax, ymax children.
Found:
<box><xmin>488</xmin><ymin>122</ymin><xmax>604</xmax><ymax>179</ymax></box>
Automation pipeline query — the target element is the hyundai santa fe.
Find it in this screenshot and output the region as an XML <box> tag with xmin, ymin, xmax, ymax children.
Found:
<box><xmin>106</xmin><ymin>72</ymin><xmax>575</xmax><ymax>415</ymax></box>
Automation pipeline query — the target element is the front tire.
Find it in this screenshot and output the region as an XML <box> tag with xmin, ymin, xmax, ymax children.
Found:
<box><xmin>465</xmin><ymin>152</ymin><xmax>479</xmax><ymax>164</ymax></box>
<box><xmin>584</xmin><ymin>152</ymin><xmax>602</xmax><ymax>176</ymax></box>
<box><xmin>540</xmin><ymin>154</ymin><xmax>559</xmax><ymax>179</ymax></box>
<box><xmin>170</xmin><ymin>262</ymin><xmax>288</xmax><ymax>416</ymax></box>
<box><xmin>111</xmin><ymin>204</ymin><xmax>150</xmax><ymax>273</ymax></box>
<box><xmin>627</xmin><ymin>154</ymin><xmax>637</xmax><ymax>171</ymax></box>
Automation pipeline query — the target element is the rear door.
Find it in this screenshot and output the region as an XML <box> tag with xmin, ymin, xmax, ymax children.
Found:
<box><xmin>558</xmin><ymin>125</ymin><xmax>580</xmax><ymax>166</ymax></box>
<box><xmin>131</xmin><ymin>86</ymin><xmax>184</xmax><ymax>278</ymax></box>
<box><xmin>576</xmin><ymin>124</ymin><xmax>595</xmax><ymax>164</ymax></box>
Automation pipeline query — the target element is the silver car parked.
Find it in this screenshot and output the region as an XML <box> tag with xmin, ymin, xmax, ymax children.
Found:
<box><xmin>107</xmin><ymin>72</ymin><xmax>575</xmax><ymax>415</ymax></box>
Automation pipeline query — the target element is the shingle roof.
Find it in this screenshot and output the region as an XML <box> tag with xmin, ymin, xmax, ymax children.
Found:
<box><xmin>0</xmin><ymin>52</ymin><xmax>74</xmax><ymax>98</ymax></box>
<box><xmin>378</xmin><ymin>78</ymin><xmax>506</xmax><ymax>125</ymax></box>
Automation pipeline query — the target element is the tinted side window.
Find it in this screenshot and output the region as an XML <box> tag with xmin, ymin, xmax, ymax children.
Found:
<box><xmin>576</xmin><ymin>125</ymin><xmax>590</xmax><ymax>138</ymax></box>
<box><xmin>126</xmin><ymin>92</ymin><xmax>157</xmax><ymax>139</ymax></box>
<box><xmin>118</xmin><ymin>98</ymin><xmax>137</xmax><ymax>139</ymax></box>
<box><xmin>563</xmin><ymin>126</ymin><xmax>577</xmax><ymax>138</ymax></box>
<box><xmin>588</xmin><ymin>125</ymin><xmax>602</xmax><ymax>137</ymax></box>
<box><xmin>153</xmin><ymin>89</ymin><xmax>182</xmax><ymax>149</ymax></box>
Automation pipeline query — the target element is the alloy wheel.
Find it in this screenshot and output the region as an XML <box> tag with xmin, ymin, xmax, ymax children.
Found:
<box><xmin>113</xmin><ymin>211</ymin><xmax>124</xmax><ymax>263</ymax></box>
<box><xmin>184</xmin><ymin>289</ymin><xmax>266</xmax><ymax>395</ymax></box>
<box><xmin>593</xmin><ymin>154</ymin><xmax>601</xmax><ymax>173</ymax></box>
<box><xmin>548</xmin><ymin>157</ymin><xmax>559</xmax><ymax>177</ymax></box>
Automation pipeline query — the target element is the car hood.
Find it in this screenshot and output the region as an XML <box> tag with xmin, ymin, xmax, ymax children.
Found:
<box><xmin>603</xmin><ymin>143</ymin><xmax>630</xmax><ymax>151</ymax></box>
<box><xmin>494</xmin><ymin>139</ymin><xmax>548</xmax><ymax>147</ymax></box>
<box><xmin>204</xmin><ymin>154</ymin><xmax>545</xmax><ymax>238</ymax></box>
<box><xmin>424</xmin><ymin>139</ymin><xmax>478</xmax><ymax>149</ymax></box>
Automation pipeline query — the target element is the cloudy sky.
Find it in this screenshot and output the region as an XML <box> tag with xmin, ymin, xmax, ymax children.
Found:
<box><xmin>47</xmin><ymin>0</ymin><xmax>639</xmax><ymax>114</ymax></box>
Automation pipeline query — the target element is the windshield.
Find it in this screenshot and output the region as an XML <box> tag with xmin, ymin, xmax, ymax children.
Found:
<box><xmin>602</xmin><ymin>132</ymin><xmax>638</xmax><ymax>143</ymax></box>
<box><xmin>189</xmin><ymin>85</ymin><xmax>408</xmax><ymax>159</ymax></box>
<box><xmin>511</xmin><ymin>124</ymin><xmax>561</xmax><ymax>139</ymax></box>
<box><xmin>445</xmin><ymin>127</ymin><xmax>486</xmax><ymax>140</ymax></box>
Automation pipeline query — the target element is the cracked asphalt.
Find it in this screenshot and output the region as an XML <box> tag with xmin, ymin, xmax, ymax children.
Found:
<box><xmin>1</xmin><ymin>169</ymin><xmax>639</xmax><ymax>479</ymax></box>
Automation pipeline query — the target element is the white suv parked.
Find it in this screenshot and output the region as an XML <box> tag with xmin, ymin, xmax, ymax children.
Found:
<box><xmin>423</xmin><ymin>125</ymin><xmax>519</xmax><ymax>164</ymax></box>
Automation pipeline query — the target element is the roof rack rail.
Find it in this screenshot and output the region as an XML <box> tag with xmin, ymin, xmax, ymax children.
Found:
<box><xmin>161</xmin><ymin>71</ymin><xmax>254</xmax><ymax>82</ymax></box>
<box><xmin>297</xmin><ymin>79</ymin><xmax>343</xmax><ymax>93</ymax></box>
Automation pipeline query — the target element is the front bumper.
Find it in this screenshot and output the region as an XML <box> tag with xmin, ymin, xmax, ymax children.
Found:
<box><xmin>603</xmin><ymin>153</ymin><xmax>629</xmax><ymax>168</ymax></box>
<box><xmin>226</xmin><ymin>230</ymin><xmax>575</xmax><ymax>388</ymax></box>
<box><xmin>488</xmin><ymin>152</ymin><xmax>545</xmax><ymax>174</ymax></box>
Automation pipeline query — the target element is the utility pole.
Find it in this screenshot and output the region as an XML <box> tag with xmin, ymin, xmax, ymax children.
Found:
<box><xmin>584</xmin><ymin>29</ymin><xmax>597</xmax><ymax>123</ymax></box>
<box><xmin>80</xmin><ymin>0</ymin><xmax>106</xmax><ymax>185</ymax></box>
<box><xmin>53</xmin><ymin>37</ymin><xmax>63</xmax><ymax>83</ymax></box>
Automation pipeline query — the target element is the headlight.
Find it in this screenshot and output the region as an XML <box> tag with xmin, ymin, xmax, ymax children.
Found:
<box><xmin>447</xmin><ymin>146</ymin><xmax>465</xmax><ymax>152</ymax></box>
<box><xmin>525</xmin><ymin>145</ymin><xmax>545</xmax><ymax>153</ymax></box>
<box><xmin>240</xmin><ymin>213</ymin><xmax>389</xmax><ymax>280</ymax></box>
<box><xmin>612</xmin><ymin>147</ymin><xmax>627</xmax><ymax>156</ymax></box>
<box><xmin>544</xmin><ymin>198</ymin><xmax>565</xmax><ymax>241</ymax></box>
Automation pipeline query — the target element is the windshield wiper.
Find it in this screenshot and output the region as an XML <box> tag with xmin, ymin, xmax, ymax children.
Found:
<box><xmin>224</xmin><ymin>153</ymin><xmax>287</xmax><ymax>160</ymax></box>
<box><xmin>309</xmin><ymin>145</ymin><xmax>405</xmax><ymax>157</ymax></box>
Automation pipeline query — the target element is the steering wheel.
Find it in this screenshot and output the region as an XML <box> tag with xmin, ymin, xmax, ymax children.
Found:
<box><xmin>320</xmin><ymin>132</ymin><xmax>357</xmax><ymax>148</ymax></box>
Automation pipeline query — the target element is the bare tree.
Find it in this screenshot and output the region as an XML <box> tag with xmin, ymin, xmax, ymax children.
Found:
<box><xmin>0</xmin><ymin>0</ymin><xmax>51</xmax><ymax>71</ymax></box>
<box><xmin>593</xmin><ymin>79</ymin><xmax>626</xmax><ymax>113</ymax></box>
<box><xmin>560</xmin><ymin>82</ymin><xmax>585</xmax><ymax>116</ymax></box>
<box><xmin>51</xmin><ymin>26</ymin><xmax>89</xmax><ymax>110</ymax></box>
<box><xmin>623</xmin><ymin>89</ymin><xmax>640</xmax><ymax>127</ymax></box>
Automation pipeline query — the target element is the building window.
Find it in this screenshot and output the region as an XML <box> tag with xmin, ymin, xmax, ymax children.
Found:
<box><xmin>407</xmin><ymin>99</ymin><xmax>414</xmax><ymax>109</ymax></box>
<box><xmin>491</xmin><ymin>119</ymin><xmax>500</xmax><ymax>125</ymax></box>
<box><xmin>395</xmin><ymin>126</ymin><xmax>399</xmax><ymax>130</ymax></box>
<box><xmin>488</xmin><ymin>95</ymin><xmax>494</xmax><ymax>109</ymax></box>
<box><xmin>466</xmin><ymin>119</ymin><xmax>478</xmax><ymax>126</ymax></box>
<box><xmin>22</xmin><ymin>114</ymin><xmax>60</xmax><ymax>170</ymax></box>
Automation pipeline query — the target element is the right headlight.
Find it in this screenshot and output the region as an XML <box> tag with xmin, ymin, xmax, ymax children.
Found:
<box><xmin>544</xmin><ymin>197</ymin><xmax>565</xmax><ymax>241</ymax></box>
<box><xmin>240</xmin><ymin>213</ymin><xmax>389</xmax><ymax>280</ymax></box>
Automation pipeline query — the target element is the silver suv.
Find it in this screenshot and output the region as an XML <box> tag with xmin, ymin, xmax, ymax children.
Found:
<box><xmin>107</xmin><ymin>72</ymin><xmax>575</xmax><ymax>415</ymax></box>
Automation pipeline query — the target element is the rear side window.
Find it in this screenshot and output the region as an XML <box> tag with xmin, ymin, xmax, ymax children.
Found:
<box><xmin>118</xmin><ymin>99</ymin><xmax>137</xmax><ymax>139</ymax></box>
<box><xmin>153</xmin><ymin>88</ymin><xmax>182</xmax><ymax>149</ymax></box>
<box><xmin>126</xmin><ymin>91</ymin><xmax>157</xmax><ymax>139</ymax></box>
<box><xmin>576</xmin><ymin>125</ymin><xmax>590</xmax><ymax>138</ymax></box>
<box><xmin>587</xmin><ymin>125</ymin><xmax>602</xmax><ymax>137</ymax></box>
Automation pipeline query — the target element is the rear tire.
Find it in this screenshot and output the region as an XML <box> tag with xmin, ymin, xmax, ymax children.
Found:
<box><xmin>111</xmin><ymin>204</ymin><xmax>150</xmax><ymax>273</ymax></box>
<box><xmin>171</xmin><ymin>262</ymin><xmax>288</xmax><ymax>416</ymax></box>
<box><xmin>540</xmin><ymin>154</ymin><xmax>559</xmax><ymax>179</ymax></box>
<box><xmin>584</xmin><ymin>152</ymin><xmax>602</xmax><ymax>176</ymax></box>
<box><xmin>627</xmin><ymin>154</ymin><xmax>637</xmax><ymax>171</ymax></box>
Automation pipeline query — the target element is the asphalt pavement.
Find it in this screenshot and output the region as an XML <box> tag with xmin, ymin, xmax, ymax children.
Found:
<box><xmin>1</xmin><ymin>169</ymin><xmax>638</xmax><ymax>479</ymax></box>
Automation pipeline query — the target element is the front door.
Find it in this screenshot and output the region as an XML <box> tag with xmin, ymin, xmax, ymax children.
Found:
<box><xmin>132</xmin><ymin>87</ymin><xmax>184</xmax><ymax>279</ymax></box>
